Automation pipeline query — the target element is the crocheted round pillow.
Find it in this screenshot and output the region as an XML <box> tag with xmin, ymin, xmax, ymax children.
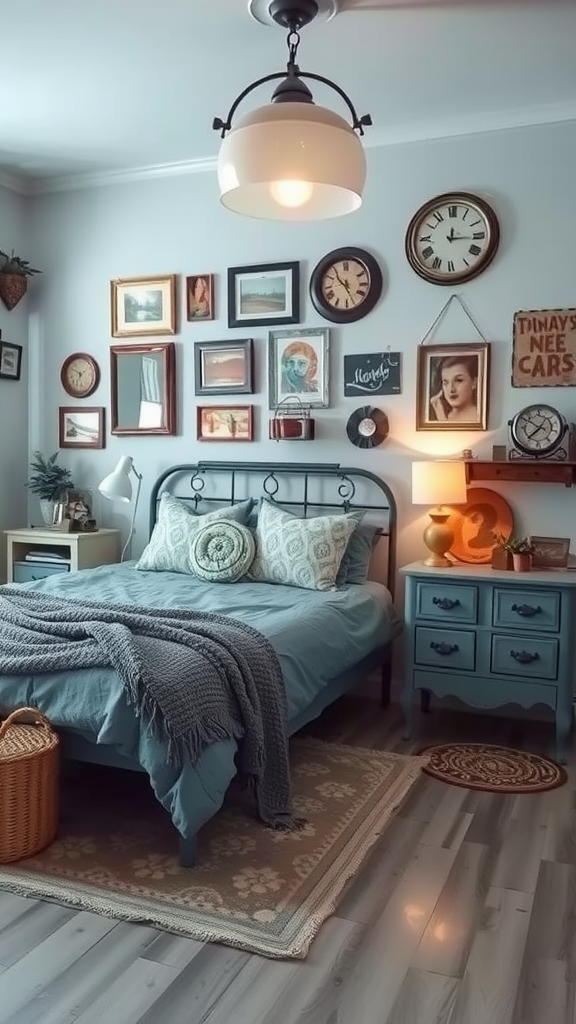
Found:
<box><xmin>190</xmin><ymin>520</ymin><xmax>255</xmax><ymax>582</ymax></box>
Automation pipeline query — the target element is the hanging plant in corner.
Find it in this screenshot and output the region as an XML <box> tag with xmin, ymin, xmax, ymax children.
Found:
<box><xmin>0</xmin><ymin>249</ymin><xmax>42</xmax><ymax>311</ymax></box>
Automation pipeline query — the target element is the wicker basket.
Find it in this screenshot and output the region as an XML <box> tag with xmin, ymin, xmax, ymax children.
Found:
<box><xmin>0</xmin><ymin>707</ymin><xmax>60</xmax><ymax>864</ymax></box>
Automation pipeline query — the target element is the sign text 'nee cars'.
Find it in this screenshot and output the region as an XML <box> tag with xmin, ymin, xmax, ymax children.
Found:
<box><xmin>512</xmin><ymin>308</ymin><xmax>576</xmax><ymax>387</ymax></box>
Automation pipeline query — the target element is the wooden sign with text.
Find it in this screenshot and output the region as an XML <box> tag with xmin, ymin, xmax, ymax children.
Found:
<box><xmin>512</xmin><ymin>308</ymin><xmax>576</xmax><ymax>386</ymax></box>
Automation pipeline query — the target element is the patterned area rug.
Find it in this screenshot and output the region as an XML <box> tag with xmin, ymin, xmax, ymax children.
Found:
<box><xmin>0</xmin><ymin>739</ymin><xmax>426</xmax><ymax>959</ymax></box>
<box><xmin>421</xmin><ymin>742</ymin><xmax>567</xmax><ymax>793</ymax></box>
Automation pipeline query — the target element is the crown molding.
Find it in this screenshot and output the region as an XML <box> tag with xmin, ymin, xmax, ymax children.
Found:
<box><xmin>17</xmin><ymin>99</ymin><xmax>576</xmax><ymax>196</ymax></box>
<box><xmin>0</xmin><ymin>169</ymin><xmax>28</xmax><ymax>194</ymax></box>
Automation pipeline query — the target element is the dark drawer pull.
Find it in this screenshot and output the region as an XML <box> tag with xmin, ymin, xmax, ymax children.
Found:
<box><xmin>510</xmin><ymin>649</ymin><xmax>540</xmax><ymax>665</ymax></box>
<box><xmin>511</xmin><ymin>603</ymin><xmax>542</xmax><ymax>618</ymax></box>
<box><xmin>433</xmin><ymin>596</ymin><xmax>460</xmax><ymax>611</ymax></box>
<box><xmin>430</xmin><ymin>641</ymin><xmax>459</xmax><ymax>656</ymax></box>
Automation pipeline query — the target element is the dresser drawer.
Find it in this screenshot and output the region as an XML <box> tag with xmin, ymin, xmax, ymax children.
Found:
<box><xmin>415</xmin><ymin>627</ymin><xmax>476</xmax><ymax>672</ymax></box>
<box><xmin>492</xmin><ymin>588</ymin><xmax>560</xmax><ymax>633</ymax></box>
<box><xmin>415</xmin><ymin>582</ymin><xmax>478</xmax><ymax>624</ymax></box>
<box><xmin>490</xmin><ymin>633</ymin><xmax>558</xmax><ymax>681</ymax></box>
<box><xmin>13</xmin><ymin>561</ymin><xmax>69</xmax><ymax>583</ymax></box>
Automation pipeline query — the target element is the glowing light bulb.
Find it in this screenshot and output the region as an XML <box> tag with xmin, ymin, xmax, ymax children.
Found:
<box><xmin>270</xmin><ymin>179</ymin><xmax>314</xmax><ymax>208</ymax></box>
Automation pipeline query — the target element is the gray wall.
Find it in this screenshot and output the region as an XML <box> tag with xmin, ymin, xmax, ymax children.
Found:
<box><xmin>27</xmin><ymin>120</ymin><xmax>576</xmax><ymax>578</ymax></box>
<box><xmin>0</xmin><ymin>184</ymin><xmax>30</xmax><ymax>580</ymax></box>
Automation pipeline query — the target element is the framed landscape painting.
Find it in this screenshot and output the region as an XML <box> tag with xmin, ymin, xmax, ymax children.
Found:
<box><xmin>227</xmin><ymin>261</ymin><xmax>299</xmax><ymax>328</ymax></box>
<box><xmin>111</xmin><ymin>275</ymin><xmax>177</xmax><ymax>337</ymax></box>
<box><xmin>194</xmin><ymin>339</ymin><xmax>253</xmax><ymax>395</ymax></box>
<box><xmin>0</xmin><ymin>341</ymin><xmax>22</xmax><ymax>381</ymax></box>
<box><xmin>59</xmin><ymin>407</ymin><xmax>105</xmax><ymax>449</ymax></box>
<box><xmin>197</xmin><ymin>405</ymin><xmax>254</xmax><ymax>442</ymax></box>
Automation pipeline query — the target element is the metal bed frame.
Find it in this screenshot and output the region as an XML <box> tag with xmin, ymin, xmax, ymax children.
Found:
<box><xmin>65</xmin><ymin>461</ymin><xmax>398</xmax><ymax>866</ymax></box>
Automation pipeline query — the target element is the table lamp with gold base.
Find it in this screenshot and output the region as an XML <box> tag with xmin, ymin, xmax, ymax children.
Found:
<box><xmin>411</xmin><ymin>460</ymin><xmax>467</xmax><ymax>568</ymax></box>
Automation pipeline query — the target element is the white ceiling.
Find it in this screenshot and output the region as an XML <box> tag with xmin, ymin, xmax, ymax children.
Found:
<box><xmin>1</xmin><ymin>0</ymin><xmax>575</xmax><ymax>191</ymax></box>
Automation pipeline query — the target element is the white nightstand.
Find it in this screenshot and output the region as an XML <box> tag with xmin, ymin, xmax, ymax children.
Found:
<box><xmin>5</xmin><ymin>527</ymin><xmax>121</xmax><ymax>583</ymax></box>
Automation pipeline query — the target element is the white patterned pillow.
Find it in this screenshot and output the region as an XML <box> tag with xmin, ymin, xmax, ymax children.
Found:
<box><xmin>136</xmin><ymin>493</ymin><xmax>254</xmax><ymax>574</ymax></box>
<box><xmin>190</xmin><ymin>520</ymin><xmax>255</xmax><ymax>582</ymax></box>
<box><xmin>249</xmin><ymin>499</ymin><xmax>358</xmax><ymax>591</ymax></box>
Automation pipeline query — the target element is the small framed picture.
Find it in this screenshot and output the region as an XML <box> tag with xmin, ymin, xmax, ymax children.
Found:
<box><xmin>194</xmin><ymin>339</ymin><xmax>253</xmax><ymax>395</ymax></box>
<box><xmin>228</xmin><ymin>261</ymin><xmax>300</xmax><ymax>328</ymax></box>
<box><xmin>416</xmin><ymin>342</ymin><xmax>490</xmax><ymax>431</ymax></box>
<box><xmin>197</xmin><ymin>405</ymin><xmax>254</xmax><ymax>442</ymax></box>
<box><xmin>186</xmin><ymin>274</ymin><xmax>214</xmax><ymax>322</ymax></box>
<box><xmin>0</xmin><ymin>341</ymin><xmax>22</xmax><ymax>381</ymax></box>
<box><xmin>110</xmin><ymin>275</ymin><xmax>177</xmax><ymax>337</ymax></box>
<box><xmin>59</xmin><ymin>406</ymin><xmax>105</xmax><ymax>449</ymax></box>
<box><xmin>65</xmin><ymin>489</ymin><xmax>95</xmax><ymax>532</ymax></box>
<box><xmin>268</xmin><ymin>327</ymin><xmax>329</xmax><ymax>409</ymax></box>
<box><xmin>530</xmin><ymin>536</ymin><xmax>570</xmax><ymax>569</ymax></box>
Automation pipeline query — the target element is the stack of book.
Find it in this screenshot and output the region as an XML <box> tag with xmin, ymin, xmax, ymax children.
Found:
<box><xmin>24</xmin><ymin>549</ymin><xmax>71</xmax><ymax>564</ymax></box>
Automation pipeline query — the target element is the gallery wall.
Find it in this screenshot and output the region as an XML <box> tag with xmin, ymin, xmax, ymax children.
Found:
<box><xmin>25</xmin><ymin>119</ymin><xmax>576</xmax><ymax>579</ymax></box>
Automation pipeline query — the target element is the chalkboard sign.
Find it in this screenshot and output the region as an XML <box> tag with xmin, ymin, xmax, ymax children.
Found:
<box><xmin>344</xmin><ymin>352</ymin><xmax>402</xmax><ymax>397</ymax></box>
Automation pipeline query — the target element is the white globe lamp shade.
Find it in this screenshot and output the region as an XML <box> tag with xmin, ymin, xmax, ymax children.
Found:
<box><xmin>217</xmin><ymin>102</ymin><xmax>367</xmax><ymax>221</ymax></box>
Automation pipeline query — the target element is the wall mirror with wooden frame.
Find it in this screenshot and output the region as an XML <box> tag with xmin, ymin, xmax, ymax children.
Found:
<box><xmin>110</xmin><ymin>342</ymin><xmax>176</xmax><ymax>435</ymax></box>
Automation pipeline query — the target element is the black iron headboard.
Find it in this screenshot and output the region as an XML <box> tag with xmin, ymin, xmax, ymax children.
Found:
<box><xmin>149</xmin><ymin>461</ymin><xmax>397</xmax><ymax>596</ymax></box>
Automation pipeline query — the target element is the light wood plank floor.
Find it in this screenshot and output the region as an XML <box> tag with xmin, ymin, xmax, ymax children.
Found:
<box><xmin>1</xmin><ymin>697</ymin><xmax>574</xmax><ymax>1024</ymax></box>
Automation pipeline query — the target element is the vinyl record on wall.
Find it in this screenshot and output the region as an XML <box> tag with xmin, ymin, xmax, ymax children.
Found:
<box><xmin>346</xmin><ymin>406</ymin><xmax>389</xmax><ymax>449</ymax></box>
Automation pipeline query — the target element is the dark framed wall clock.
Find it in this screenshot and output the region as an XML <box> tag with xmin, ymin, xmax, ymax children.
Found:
<box><xmin>405</xmin><ymin>192</ymin><xmax>500</xmax><ymax>285</ymax></box>
<box><xmin>309</xmin><ymin>247</ymin><xmax>383</xmax><ymax>323</ymax></box>
<box><xmin>60</xmin><ymin>352</ymin><xmax>100</xmax><ymax>399</ymax></box>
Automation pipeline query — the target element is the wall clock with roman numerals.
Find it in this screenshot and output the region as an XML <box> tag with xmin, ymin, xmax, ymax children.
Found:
<box><xmin>309</xmin><ymin>247</ymin><xmax>383</xmax><ymax>324</ymax></box>
<box><xmin>405</xmin><ymin>192</ymin><xmax>500</xmax><ymax>285</ymax></box>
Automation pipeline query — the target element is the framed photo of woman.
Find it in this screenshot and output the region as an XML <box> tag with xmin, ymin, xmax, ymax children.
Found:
<box><xmin>416</xmin><ymin>342</ymin><xmax>490</xmax><ymax>430</ymax></box>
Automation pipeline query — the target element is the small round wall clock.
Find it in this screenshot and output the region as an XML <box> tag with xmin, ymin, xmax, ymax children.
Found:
<box><xmin>508</xmin><ymin>403</ymin><xmax>569</xmax><ymax>459</ymax></box>
<box><xmin>346</xmin><ymin>406</ymin><xmax>389</xmax><ymax>449</ymax></box>
<box><xmin>405</xmin><ymin>192</ymin><xmax>500</xmax><ymax>285</ymax></box>
<box><xmin>309</xmin><ymin>247</ymin><xmax>383</xmax><ymax>323</ymax></box>
<box><xmin>60</xmin><ymin>352</ymin><xmax>100</xmax><ymax>399</ymax></box>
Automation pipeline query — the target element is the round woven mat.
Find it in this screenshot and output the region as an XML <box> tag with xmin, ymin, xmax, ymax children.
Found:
<box><xmin>420</xmin><ymin>742</ymin><xmax>566</xmax><ymax>793</ymax></box>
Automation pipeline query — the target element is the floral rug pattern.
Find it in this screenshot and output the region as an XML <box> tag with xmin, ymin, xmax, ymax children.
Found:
<box><xmin>0</xmin><ymin>739</ymin><xmax>426</xmax><ymax>958</ymax></box>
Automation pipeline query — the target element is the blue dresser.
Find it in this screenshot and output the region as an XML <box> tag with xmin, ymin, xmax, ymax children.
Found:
<box><xmin>400</xmin><ymin>561</ymin><xmax>576</xmax><ymax>762</ymax></box>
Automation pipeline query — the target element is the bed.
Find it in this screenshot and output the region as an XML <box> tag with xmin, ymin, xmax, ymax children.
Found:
<box><xmin>0</xmin><ymin>461</ymin><xmax>400</xmax><ymax>865</ymax></box>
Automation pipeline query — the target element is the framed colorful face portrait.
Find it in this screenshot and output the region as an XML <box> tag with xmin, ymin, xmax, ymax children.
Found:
<box><xmin>186</xmin><ymin>274</ymin><xmax>214</xmax><ymax>322</ymax></box>
<box><xmin>416</xmin><ymin>342</ymin><xmax>490</xmax><ymax>430</ymax></box>
<box><xmin>268</xmin><ymin>327</ymin><xmax>329</xmax><ymax>409</ymax></box>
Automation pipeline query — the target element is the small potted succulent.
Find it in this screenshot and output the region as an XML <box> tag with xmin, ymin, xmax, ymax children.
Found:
<box><xmin>0</xmin><ymin>249</ymin><xmax>42</xmax><ymax>311</ymax></box>
<box><xmin>27</xmin><ymin>451</ymin><xmax>75</xmax><ymax>527</ymax></box>
<box><xmin>495</xmin><ymin>534</ymin><xmax>534</xmax><ymax>573</ymax></box>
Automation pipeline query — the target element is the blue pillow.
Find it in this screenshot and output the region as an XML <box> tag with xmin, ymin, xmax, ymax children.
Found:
<box><xmin>337</xmin><ymin>523</ymin><xmax>379</xmax><ymax>586</ymax></box>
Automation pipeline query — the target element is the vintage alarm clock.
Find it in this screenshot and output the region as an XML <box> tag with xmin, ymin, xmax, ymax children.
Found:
<box><xmin>507</xmin><ymin>404</ymin><xmax>576</xmax><ymax>461</ymax></box>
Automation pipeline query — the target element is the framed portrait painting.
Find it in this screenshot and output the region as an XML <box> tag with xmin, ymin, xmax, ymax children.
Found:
<box><xmin>59</xmin><ymin>406</ymin><xmax>105</xmax><ymax>449</ymax></box>
<box><xmin>228</xmin><ymin>261</ymin><xmax>300</xmax><ymax>328</ymax></box>
<box><xmin>0</xmin><ymin>341</ymin><xmax>22</xmax><ymax>381</ymax></box>
<box><xmin>110</xmin><ymin>275</ymin><xmax>177</xmax><ymax>337</ymax></box>
<box><xmin>186</xmin><ymin>274</ymin><xmax>214</xmax><ymax>322</ymax></box>
<box><xmin>194</xmin><ymin>339</ymin><xmax>253</xmax><ymax>396</ymax></box>
<box><xmin>268</xmin><ymin>327</ymin><xmax>329</xmax><ymax>409</ymax></box>
<box><xmin>416</xmin><ymin>342</ymin><xmax>490</xmax><ymax>431</ymax></box>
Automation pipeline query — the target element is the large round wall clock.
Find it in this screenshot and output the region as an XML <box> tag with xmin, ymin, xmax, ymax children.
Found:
<box><xmin>309</xmin><ymin>247</ymin><xmax>383</xmax><ymax>323</ymax></box>
<box><xmin>508</xmin><ymin>403</ymin><xmax>569</xmax><ymax>459</ymax></box>
<box><xmin>60</xmin><ymin>352</ymin><xmax>100</xmax><ymax>398</ymax></box>
<box><xmin>405</xmin><ymin>192</ymin><xmax>500</xmax><ymax>285</ymax></box>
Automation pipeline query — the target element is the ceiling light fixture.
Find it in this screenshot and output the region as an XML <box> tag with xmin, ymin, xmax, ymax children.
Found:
<box><xmin>212</xmin><ymin>0</ymin><xmax>372</xmax><ymax>221</ymax></box>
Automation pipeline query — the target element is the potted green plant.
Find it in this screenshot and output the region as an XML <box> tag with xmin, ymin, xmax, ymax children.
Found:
<box><xmin>495</xmin><ymin>534</ymin><xmax>534</xmax><ymax>573</ymax></box>
<box><xmin>27</xmin><ymin>451</ymin><xmax>74</xmax><ymax>526</ymax></box>
<box><xmin>0</xmin><ymin>249</ymin><xmax>42</xmax><ymax>311</ymax></box>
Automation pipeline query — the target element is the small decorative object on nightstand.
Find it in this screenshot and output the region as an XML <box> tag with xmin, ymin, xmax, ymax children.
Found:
<box><xmin>411</xmin><ymin>460</ymin><xmax>467</xmax><ymax>567</ymax></box>
<box><xmin>400</xmin><ymin>561</ymin><xmax>576</xmax><ymax>763</ymax></box>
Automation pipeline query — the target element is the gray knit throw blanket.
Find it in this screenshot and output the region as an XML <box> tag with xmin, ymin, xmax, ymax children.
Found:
<box><xmin>0</xmin><ymin>587</ymin><xmax>294</xmax><ymax>829</ymax></box>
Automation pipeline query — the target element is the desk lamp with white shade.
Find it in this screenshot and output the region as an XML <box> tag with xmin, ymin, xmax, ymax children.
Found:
<box><xmin>98</xmin><ymin>456</ymin><xmax>143</xmax><ymax>562</ymax></box>
<box><xmin>411</xmin><ymin>460</ymin><xmax>467</xmax><ymax>568</ymax></box>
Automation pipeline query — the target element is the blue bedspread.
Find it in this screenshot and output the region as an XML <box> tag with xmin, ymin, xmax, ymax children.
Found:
<box><xmin>0</xmin><ymin>563</ymin><xmax>400</xmax><ymax>838</ymax></box>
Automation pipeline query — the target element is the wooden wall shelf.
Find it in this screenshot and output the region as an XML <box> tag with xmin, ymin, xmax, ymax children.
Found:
<box><xmin>465</xmin><ymin>460</ymin><xmax>576</xmax><ymax>488</ymax></box>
